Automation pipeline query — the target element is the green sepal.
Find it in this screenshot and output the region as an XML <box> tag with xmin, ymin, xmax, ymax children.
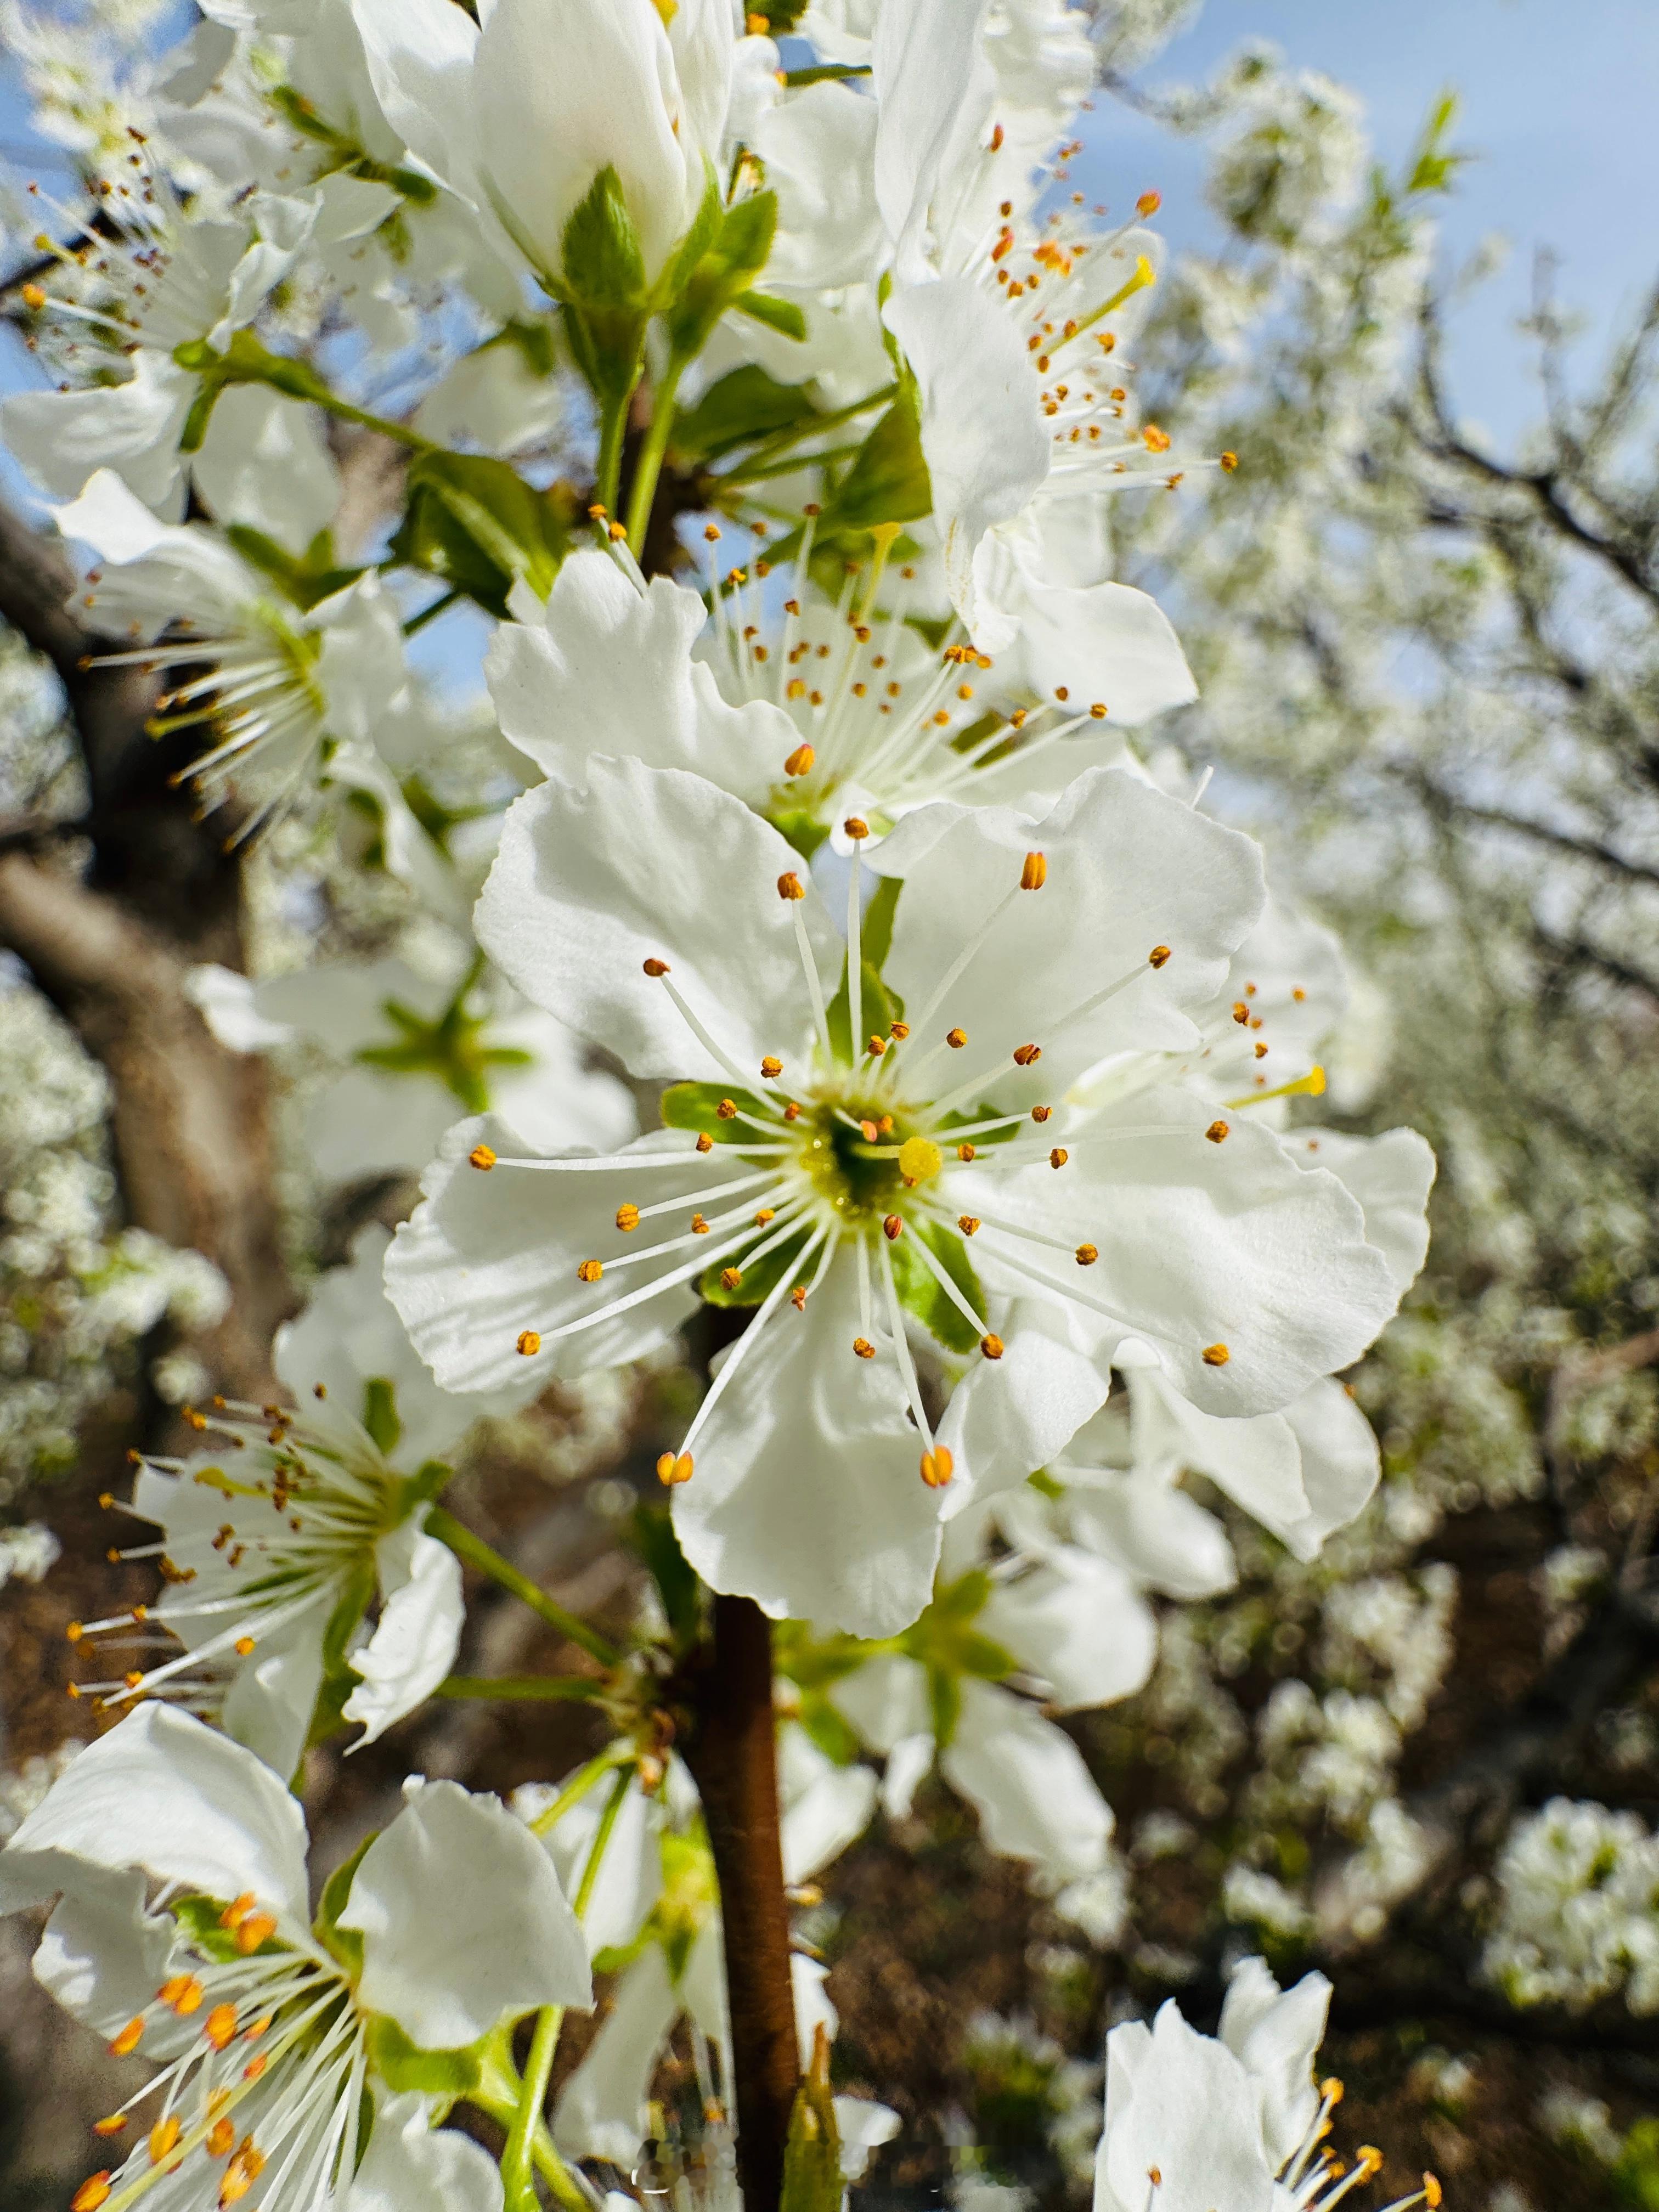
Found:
<box><xmin>665</xmin><ymin>190</ymin><xmax>782</xmax><ymax>362</ymax></box>
<box><xmin>898</xmin><ymin>1572</ymin><xmax>1017</xmax><ymax>1748</ymax></box>
<box><xmin>363</xmin><ymin>2013</ymin><xmax>483</xmax><ymax>2100</ymax></box>
<box><xmin>360</xmin><ymin>1376</ymin><xmax>401</xmax><ymax>1458</ymax></box>
<box><xmin>698</xmin><ymin>1224</ymin><xmax>813</xmax><ymax>1308</ymax></box>
<box><xmin>225</xmin><ymin>524</ymin><xmax>363</xmax><ymax>611</ymax></box>
<box><xmin>860</xmin><ymin>873</ymin><xmax>901</xmax><ymax>971</ymax></box>
<box><xmin>399</xmin><ymin>1459</ymin><xmax>454</xmax><ymax>1515</ymax></box>
<box><xmin>889</xmin><ymin>1217</ymin><xmax>984</xmax><ymax>1356</ymax></box>
<box><xmin>389</xmin><ymin>450</ymin><xmax>573</xmax><ymax>618</ymax></box>
<box><xmin>781</xmin><ymin>2050</ymin><xmax>843</xmax><ymax>2212</ymax></box>
<box><xmin>629</xmin><ymin>1502</ymin><xmax>701</xmax><ymax>1650</ymax></box>
<box><xmin>671</xmin><ymin>365</ymin><xmax>822</xmax><ymax>467</ymax></box>
<box><xmin>561</xmin><ymin>163</ymin><xmax>647</xmax><ymax>310</ymax></box>
<box><xmin>732</xmin><ymin>288</ymin><xmax>807</xmax><ymax>342</ymax></box>
<box><xmin>303</xmin><ymin>1554</ymin><xmax>379</xmax><ymax>1752</ymax></box>
<box><xmin>659</xmin><ymin>1081</ymin><xmax>772</xmax><ymax>1146</ymax></box>
<box><xmin>656</xmin><ymin>163</ymin><xmax>725</xmax><ymax>317</ymax></box>
<box><xmin>770</xmin><ymin>809</ymin><xmax>834</xmax><ymax>864</ymax></box>
<box><xmin>170</xmin><ymin>1894</ymin><xmax>265</xmax><ymax>1964</ymax></box>
<box><xmin>268</xmin><ymin>84</ymin><xmax>438</xmax><ymax>204</ymax></box>
<box><xmin>821</xmin><ymin>388</ymin><xmax>932</xmax><ymax>537</ymax></box>
<box><xmin>313</xmin><ymin>1833</ymin><xmax>375</xmax><ymax>1976</ymax></box>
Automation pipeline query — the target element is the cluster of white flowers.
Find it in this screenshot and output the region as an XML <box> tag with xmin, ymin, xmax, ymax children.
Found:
<box><xmin>1482</xmin><ymin>1798</ymin><xmax>1659</xmax><ymax>2017</ymax></box>
<box><xmin>0</xmin><ymin>0</ymin><xmax>1453</xmax><ymax>2204</ymax></box>
<box><xmin>0</xmin><ymin>975</ymin><xmax>230</xmax><ymax>1497</ymax></box>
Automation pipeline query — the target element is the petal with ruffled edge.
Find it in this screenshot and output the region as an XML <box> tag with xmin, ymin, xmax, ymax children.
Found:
<box><xmin>671</xmin><ymin>1248</ymin><xmax>945</xmax><ymax>1637</ymax></box>
<box><xmin>1291</xmin><ymin>1124</ymin><xmax>1436</xmax><ymax>1297</ymax></box>
<box><xmin>978</xmin><ymin>1551</ymin><xmax>1157</xmax><ymax>1712</ymax></box>
<box><xmin>1</xmin><ymin>352</ymin><xmax>193</xmax><ymax>514</ymax></box>
<box><xmin>553</xmin><ymin>1945</ymin><xmax>678</xmax><ymax>2163</ymax></box>
<box><xmin>964</xmin><ymin>1085</ymin><xmax>1398</xmax><ymax>1415</ymax></box>
<box><xmin>941</xmin><ymin>1678</ymin><xmax>1111</xmax><ymax>1882</ymax></box>
<box><xmin>487</xmin><ymin>551</ymin><xmax>785</xmax><ymax>804</ymax></box>
<box><xmin>934</xmin><ymin>1297</ymin><xmax>1110</xmax><ymax>1517</ymax></box>
<box><xmin>1217</xmin><ymin>1958</ymin><xmax>1331</xmax><ymax>2172</ymax></box>
<box><xmin>478</xmin><ymin>757</ymin><xmax>839</xmax><ymax>1085</ymax></box>
<box><xmin>0</xmin><ymin>1704</ymin><xmax>309</xmax><ymax>1925</ymax></box>
<box><xmin>342</xmin><ymin>1522</ymin><xmax>465</xmax><ymax>1744</ymax></box>
<box><xmin>340</xmin><ymin>1779</ymin><xmax>590</xmax><ymax>2047</ymax></box>
<box><xmin>1062</xmin><ymin>1469</ymin><xmax>1238</xmax><ymax>1601</ymax></box>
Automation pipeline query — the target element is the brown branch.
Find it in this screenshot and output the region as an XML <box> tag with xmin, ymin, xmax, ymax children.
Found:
<box><xmin>679</xmin><ymin>1594</ymin><xmax>800</xmax><ymax>2212</ymax></box>
<box><xmin>0</xmin><ymin>492</ymin><xmax>292</xmax><ymax>1404</ymax></box>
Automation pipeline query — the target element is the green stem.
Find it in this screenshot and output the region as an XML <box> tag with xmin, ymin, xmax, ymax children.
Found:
<box><xmin>625</xmin><ymin>352</ymin><xmax>689</xmax><ymax>557</ymax></box>
<box><xmin>595</xmin><ymin>383</ymin><xmax>633</xmax><ymax>517</ymax></box>
<box><xmin>434</xmin><ymin>1674</ymin><xmax>607</xmax><ymax>1703</ymax></box>
<box><xmin>502</xmin><ymin>1770</ymin><xmax>633</xmax><ymax>2209</ymax></box>
<box><xmin>426</xmin><ymin>1508</ymin><xmax>621</xmax><ymax>1668</ymax></box>
<box><xmin>528</xmin><ymin>1741</ymin><xmax>632</xmax><ymax>1837</ymax></box>
<box><xmin>402</xmin><ymin>586</ymin><xmax>462</xmax><ymax>637</ymax></box>
<box><xmin>720</xmin><ymin>380</ymin><xmax>898</xmax><ymax>484</ymax></box>
<box><xmin>501</xmin><ymin>2006</ymin><xmax>566</xmax><ymax>2212</ymax></box>
<box><xmin>313</xmin><ymin>388</ymin><xmax>431</xmax><ymax>451</ymax></box>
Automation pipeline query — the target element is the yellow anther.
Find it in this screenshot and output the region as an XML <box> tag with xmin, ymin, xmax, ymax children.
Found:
<box><xmin>207</xmin><ymin>2118</ymin><xmax>236</xmax><ymax>2157</ymax></box>
<box><xmin>1220</xmin><ymin>450</ymin><xmax>1239</xmax><ymax>472</ymax></box>
<box><xmin>66</xmin><ymin>1621</ymin><xmax>83</xmax><ymax>1643</ymax></box>
<box><xmin>919</xmin><ymin>1447</ymin><xmax>954</xmax><ymax>1488</ymax></box>
<box><xmin>616</xmin><ymin>1204</ymin><xmax>640</xmax><ymax>1232</ymax></box>
<box><xmin>867</xmin><ymin>1034</ymin><xmax>887</xmax><ymax>1057</ymax></box>
<box><xmin>720</xmin><ymin>1266</ymin><xmax>743</xmax><ymax>1290</ymax></box>
<box><xmin>853</xmin><ymin>1338</ymin><xmax>876</xmax><ymax>1359</ymax></box>
<box><xmin>753</xmin><ymin>1207</ymin><xmax>776</xmax><ymax>1226</ymax></box>
<box><xmin>205</xmin><ymin>2003</ymin><xmax>239</xmax><ymax>2050</ymax></box>
<box><xmin>1201</xmin><ymin>1342</ymin><xmax>1230</xmax><ymax>1366</ymax></box>
<box><xmin>696</xmin><ymin>1133</ymin><xmax>714</xmax><ymax>1153</ymax></box>
<box><xmin>946</xmin><ymin>1027</ymin><xmax>968</xmax><ymax>1049</ymax></box>
<box><xmin>777</xmin><ymin>871</ymin><xmax>805</xmax><ymax>900</ymax></box>
<box><xmin>844</xmin><ymin>816</ymin><xmax>869</xmax><ymax>840</ymax></box>
<box><xmin>958</xmin><ymin>1215</ymin><xmax>980</xmax><ymax>1235</ymax></box>
<box><xmin>1020</xmin><ymin>850</ymin><xmax>1047</xmax><ymax>890</ymax></box>
<box><xmin>1206</xmin><ymin>1121</ymin><xmax>1229</xmax><ymax>1143</ymax></box>
<box><xmin>704</xmin><ymin>522</ymin><xmax>722</xmax><ymax>540</ymax></box>
<box><xmin>760</xmin><ymin>1056</ymin><xmax>783</xmax><ymax>1079</ymax></box>
<box><xmin>235</xmin><ymin>1915</ymin><xmax>276</xmax><ymax>1954</ymax></box>
<box><xmin>889</xmin><ymin>1021</ymin><xmax>910</xmax><ymax>1040</ymax></box>
<box><xmin>234</xmin><ymin>1635</ymin><xmax>255</xmax><ymax>1656</ymax></box>
<box><xmin>957</xmin><ymin>1142</ymin><xmax>977</xmax><ymax>1161</ymax></box>
<box><xmin>469</xmin><ymin>1144</ymin><xmax>496</xmax><ymax>1171</ymax></box>
<box><xmin>1075</xmin><ymin>1243</ymin><xmax>1098</xmax><ymax>1266</ymax></box>
<box><xmin>516</xmin><ymin>1330</ymin><xmax>541</xmax><ymax>1356</ymax></box>
<box><xmin>94</xmin><ymin>2117</ymin><xmax>127</xmax><ymax>2138</ymax></box>
<box><xmin>111</xmin><ymin>2018</ymin><xmax>144</xmax><ymax>2057</ymax></box>
<box><xmin>72</xmin><ymin>2176</ymin><xmax>112</xmax><ymax>2211</ymax></box>
<box><xmin>150</xmin><ymin>2116</ymin><xmax>181</xmax><ymax>2164</ymax></box>
<box><xmin>656</xmin><ymin>1452</ymin><xmax>694</xmax><ymax>1486</ymax></box>
<box><xmin>790</xmin><ymin>1285</ymin><xmax>808</xmax><ymax>1310</ymax></box>
<box><xmin>783</xmin><ymin>742</ymin><xmax>815</xmax><ymax>777</ymax></box>
<box><xmin>577</xmin><ymin>1260</ymin><xmax>603</xmax><ymax>1283</ymax></box>
<box><xmin>1049</xmin><ymin>1147</ymin><xmax>1068</xmax><ymax>1169</ymax></box>
<box><xmin>716</xmin><ymin>1098</ymin><xmax>738</xmax><ymax>1120</ymax></box>
<box><xmin>1423</xmin><ymin>2177</ymin><xmax>1442</xmax><ymax>2209</ymax></box>
<box><xmin>980</xmin><ymin>1334</ymin><xmax>1004</xmax><ymax>1360</ymax></box>
<box><xmin>691</xmin><ymin>1215</ymin><xmax>710</xmax><ymax>1234</ymax></box>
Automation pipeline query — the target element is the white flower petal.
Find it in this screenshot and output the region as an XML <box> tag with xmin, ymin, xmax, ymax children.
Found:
<box><xmin>1098</xmin><ymin>2001</ymin><xmax>1276</xmax><ymax>2212</ymax></box>
<box><xmin>670</xmin><ymin>1249</ymin><xmax>945</xmax><ymax>1636</ymax></box>
<box><xmin>1293</xmin><ymin>1124</ymin><xmax>1436</xmax><ymax>1298</ymax></box>
<box><xmin>342</xmin><ymin>1525</ymin><xmax>466</xmax><ymax>1744</ymax></box>
<box><xmin>779</xmin><ymin>1723</ymin><xmax>877</xmax><ymax>1885</ymax></box>
<box><xmin>978</xmin><ymin>1552</ymin><xmax>1157</xmax><ymax>1712</ymax></box>
<box><xmin>341</xmin><ymin>1779</ymin><xmax>591</xmax><ymax>2047</ymax></box>
<box><xmin>477</xmin><ymin>757</ymin><xmax>838</xmax><ymax>1083</ymax></box>
<box><xmin>553</xmin><ymin>1945</ymin><xmax>678</xmax><ymax>2163</ymax></box>
<box><xmin>942</xmin><ymin>1679</ymin><xmax>1111</xmax><ymax>1881</ymax></box>
<box><xmin>348</xmin><ymin>2092</ymin><xmax>506</xmax><ymax>2212</ymax></box>
<box><xmin>0</xmin><ymin>1705</ymin><xmax>309</xmax><ymax>1923</ymax></box>
<box><xmin>1217</xmin><ymin>1959</ymin><xmax>1331</xmax><ymax>2172</ymax></box>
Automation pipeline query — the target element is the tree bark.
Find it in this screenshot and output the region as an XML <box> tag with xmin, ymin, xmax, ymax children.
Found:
<box><xmin>681</xmin><ymin>1593</ymin><xmax>800</xmax><ymax>2212</ymax></box>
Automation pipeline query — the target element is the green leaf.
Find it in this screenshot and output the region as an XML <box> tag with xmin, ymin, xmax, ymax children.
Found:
<box><xmin>389</xmin><ymin>450</ymin><xmax>573</xmax><ymax>618</ymax></box>
<box><xmin>174</xmin><ymin>328</ymin><xmax>340</xmax><ymax>452</ymax></box>
<box><xmin>630</xmin><ymin>1502</ymin><xmax>702</xmax><ymax>1649</ymax></box>
<box><xmin>822</xmin><ymin>388</ymin><xmax>933</xmax><ymax>535</ymax></box>
<box><xmin>364</xmin><ymin>2013</ymin><xmax>483</xmax><ymax>2098</ymax></box>
<box><xmin>698</xmin><ymin>1224</ymin><xmax>813</xmax><ymax>1308</ymax></box>
<box><xmin>732</xmin><ymin>287</ymin><xmax>807</xmax><ymax>342</ymax></box>
<box><xmin>224</xmin><ymin>524</ymin><xmax>364</xmax><ymax>611</ymax></box>
<box><xmin>659</xmin><ymin>1081</ymin><xmax>772</xmax><ymax>1146</ymax></box>
<box><xmin>360</xmin><ymin>1376</ymin><xmax>401</xmax><ymax>1458</ymax></box>
<box><xmin>665</xmin><ymin>191</ymin><xmax>782</xmax><ymax>360</ymax></box>
<box><xmin>313</xmin><ymin>1833</ymin><xmax>375</xmax><ymax>1976</ymax></box>
<box><xmin>670</xmin><ymin>364</ymin><xmax>823</xmax><ymax>466</ymax></box>
<box><xmin>561</xmin><ymin>164</ymin><xmax>647</xmax><ymax>309</ymax></box>
<box><xmin>170</xmin><ymin>1894</ymin><xmax>257</xmax><ymax>1964</ymax></box>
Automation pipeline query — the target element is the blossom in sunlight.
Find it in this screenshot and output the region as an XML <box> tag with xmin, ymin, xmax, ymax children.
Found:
<box><xmin>0</xmin><ymin>1705</ymin><xmax>588</xmax><ymax>2212</ymax></box>
<box><xmin>871</xmin><ymin>4</ymin><xmax>1221</xmax><ymax>694</ymax></box>
<box><xmin>2</xmin><ymin>155</ymin><xmax>315</xmax><ymax>516</ymax></box>
<box><xmin>1094</xmin><ymin>1959</ymin><xmax>1443</xmax><ymax>2212</ymax></box>
<box><xmin>353</xmin><ymin>0</ymin><xmax>748</xmax><ymax>290</ymax></box>
<box><xmin>488</xmin><ymin>524</ymin><xmax>1190</xmax><ymax>849</ymax></box>
<box><xmin>52</xmin><ymin>470</ymin><xmax>406</xmax><ymax>841</ymax></box>
<box><xmin>188</xmin><ymin>943</ymin><xmax>635</xmax><ymax>1186</ymax></box>
<box><xmin>386</xmin><ymin>755</ymin><xmax>1400</xmax><ymax>1634</ymax></box>
<box><xmin>70</xmin><ymin>1227</ymin><xmax>531</xmax><ymax>1775</ymax></box>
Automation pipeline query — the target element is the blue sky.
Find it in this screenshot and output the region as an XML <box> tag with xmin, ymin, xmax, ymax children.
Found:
<box><xmin>1070</xmin><ymin>0</ymin><xmax>1659</xmax><ymax>449</ymax></box>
